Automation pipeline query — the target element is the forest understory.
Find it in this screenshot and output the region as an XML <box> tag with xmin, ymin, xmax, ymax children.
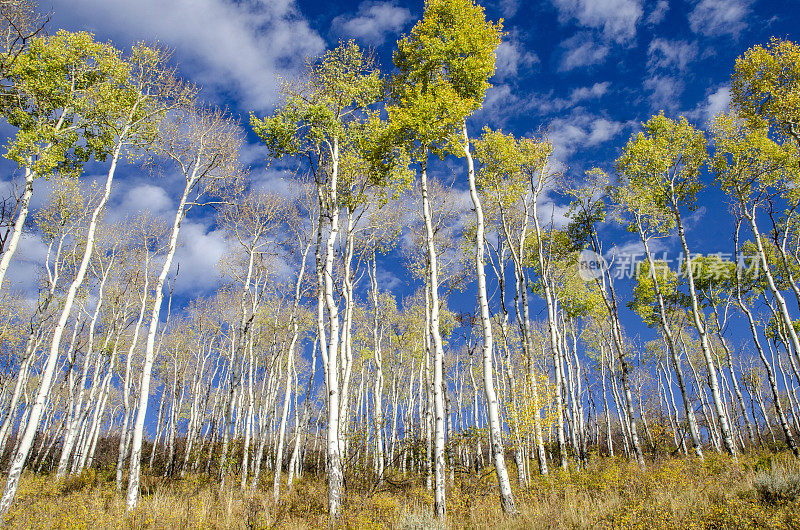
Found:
<box><xmin>4</xmin><ymin>443</ymin><xmax>800</xmax><ymax>529</ymax></box>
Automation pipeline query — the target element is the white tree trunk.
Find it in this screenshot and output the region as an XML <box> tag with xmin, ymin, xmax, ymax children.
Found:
<box><xmin>316</xmin><ymin>139</ymin><xmax>344</xmax><ymax>518</ymax></box>
<box><xmin>0</xmin><ymin>138</ymin><xmax>124</xmax><ymax>515</ymax></box>
<box><xmin>370</xmin><ymin>253</ymin><xmax>386</xmax><ymax>481</ymax></box>
<box><xmin>125</xmin><ymin>173</ymin><xmax>196</xmax><ymax>510</ymax></box>
<box><xmin>419</xmin><ymin>159</ymin><xmax>447</xmax><ymax>518</ymax></box>
<box><xmin>638</xmin><ymin>223</ymin><xmax>704</xmax><ymax>459</ymax></box>
<box><xmin>0</xmin><ymin>166</ymin><xmax>34</xmax><ymax>291</ymax></box>
<box><xmin>464</xmin><ymin>125</ymin><xmax>516</xmax><ymax>514</ymax></box>
<box><xmin>671</xmin><ymin>197</ymin><xmax>737</xmax><ymax>458</ymax></box>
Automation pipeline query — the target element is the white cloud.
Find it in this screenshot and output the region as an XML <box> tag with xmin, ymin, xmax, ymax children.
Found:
<box><xmin>494</xmin><ymin>0</ymin><xmax>521</xmax><ymax>18</ymax></box>
<box><xmin>647</xmin><ymin>39</ymin><xmax>698</xmax><ymax>72</ymax></box>
<box><xmin>646</xmin><ymin>0</ymin><xmax>669</xmax><ymax>24</ymax></box>
<box><xmin>251</xmin><ymin>168</ymin><xmax>303</xmax><ymax>198</ymax></box>
<box><xmin>171</xmin><ymin>221</ymin><xmax>227</xmax><ymax>294</ymax></box>
<box><xmin>703</xmin><ymin>85</ymin><xmax>732</xmax><ymax>120</ymax></box>
<box><xmin>331</xmin><ymin>1</ymin><xmax>412</xmax><ymax>45</ymax></box>
<box><xmin>586</xmin><ymin>118</ymin><xmax>625</xmax><ymax>145</ymax></box>
<box><xmin>547</xmin><ymin>110</ymin><xmax>629</xmax><ymax>163</ymax></box>
<box><xmin>506</xmin><ymin>82</ymin><xmax>611</xmax><ymax>117</ymax></box>
<box><xmin>644</xmin><ymin>75</ymin><xmax>684</xmax><ymax>111</ymax></box>
<box><xmin>473</xmin><ymin>84</ymin><xmax>523</xmax><ymax>126</ymax></box>
<box><xmin>605</xmin><ymin>237</ymin><xmax>669</xmax><ymax>267</ymax></box>
<box><xmin>688</xmin><ymin>0</ymin><xmax>753</xmax><ymax>38</ymax></box>
<box><xmin>51</xmin><ymin>0</ymin><xmax>325</xmax><ymax>111</ymax></box>
<box><xmin>110</xmin><ymin>184</ymin><xmax>173</xmax><ymax>223</ymax></box>
<box><xmin>536</xmin><ymin>194</ymin><xmax>572</xmax><ymax>229</ymax></box>
<box><xmin>376</xmin><ymin>266</ymin><xmax>402</xmax><ymax>293</ymax></box>
<box><xmin>4</xmin><ymin>232</ymin><xmax>48</xmax><ymax>296</ymax></box>
<box><xmin>687</xmin><ymin>84</ymin><xmax>731</xmax><ymax>124</ymax></box>
<box><xmin>558</xmin><ymin>33</ymin><xmax>610</xmax><ymax>71</ymax></box>
<box><xmin>569</xmin><ymin>82</ymin><xmax>610</xmax><ymax>102</ymax></box>
<box><xmin>551</xmin><ymin>0</ymin><xmax>643</xmax><ymax>42</ymax></box>
<box><xmin>494</xmin><ymin>38</ymin><xmax>539</xmax><ymax>81</ymax></box>
<box><xmin>474</xmin><ymin>81</ymin><xmax>608</xmax><ymax>129</ymax></box>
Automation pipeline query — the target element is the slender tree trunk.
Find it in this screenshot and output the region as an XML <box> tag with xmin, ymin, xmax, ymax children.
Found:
<box><xmin>736</xmin><ymin>286</ymin><xmax>798</xmax><ymax>455</ymax></box>
<box><xmin>315</xmin><ymin>142</ymin><xmax>344</xmax><ymax>518</ymax></box>
<box><xmin>0</xmin><ymin>137</ymin><xmax>125</xmax><ymax>515</ymax></box>
<box><xmin>0</xmin><ymin>166</ymin><xmax>35</xmax><ymax>291</ymax></box>
<box><xmin>530</xmin><ymin>177</ymin><xmax>568</xmax><ymax>471</ymax></box>
<box><xmin>126</xmin><ymin>170</ymin><xmax>197</xmax><ymax>510</ymax></box>
<box><xmin>637</xmin><ymin>222</ymin><xmax>704</xmax><ymax>460</ymax></box>
<box><xmin>419</xmin><ymin>158</ymin><xmax>448</xmax><ymax>518</ymax></box>
<box><xmin>464</xmin><ymin>124</ymin><xmax>516</xmax><ymax>513</ymax></box>
<box><xmin>370</xmin><ymin>253</ymin><xmax>386</xmax><ymax>482</ymax></box>
<box><xmin>671</xmin><ymin>198</ymin><xmax>737</xmax><ymax>458</ymax></box>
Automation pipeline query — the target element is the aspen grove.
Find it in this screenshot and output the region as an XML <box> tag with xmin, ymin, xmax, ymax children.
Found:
<box><xmin>1</xmin><ymin>0</ymin><xmax>800</xmax><ymax>526</ymax></box>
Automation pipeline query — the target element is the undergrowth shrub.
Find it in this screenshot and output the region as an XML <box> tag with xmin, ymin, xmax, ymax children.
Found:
<box><xmin>4</xmin><ymin>451</ymin><xmax>800</xmax><ymax>528</ymax></box>
<box><xmin>398</xmin><ymin>508</ymin><xmax>444</xmax><ymax>530</ymax></box>
<box><xmin>753</xmin><ymin>465</ymin><xmax>800</xmax><ymax>505</ymax></box>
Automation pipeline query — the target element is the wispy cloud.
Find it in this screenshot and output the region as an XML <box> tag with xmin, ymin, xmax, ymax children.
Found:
<box><xmin>550</xmin><ymin>0</ymin><xmax>643</xmax><ymax>42</ymax></box>
<box><xmin>646</xmin><ymin>0</ymin><xmax>669</xmax><ymax>25</ymax></box>
<box><xmin>547</xmin><ymin>109</ymin><xmax>631</xmax><ymax>167</ymax></box>
<box><xmin>51</xmin><ymin>0</ymin><xmax>325</xmax><ymax>112</ymax></box>
<box><xmin>647</xmin><ymin>39</ymin><xmax>698</xmax><ymax>72</ymax></box>
<box><xmin>494</xmin><ymin>35</ymin><xmax>540</xmax><ymax>81</ymax></box>
<box><xmin>331</xmin><ymin>1</ymin><xmax>412</xmax><ymax>45</ymax></box>
<box><xmin>688</xmin><ymin>0</ymin><xmax>754</xmax><ymax>38</ymax></box>
<box><xmin>558</xmin><ymin>32</ymin><xmax>610</xmax><ymax>71</ymax></box>
<box><xmin>644</xmin><ymin>75</ymin><xmax>684</xmax><ymax>111</ymax></box>
<box><xmin>686</xmin><ymin>84</ymin><xmax>731</xmax><ymax>125</ymax></box>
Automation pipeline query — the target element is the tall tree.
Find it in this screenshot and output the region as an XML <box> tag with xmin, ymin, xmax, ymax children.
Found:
<box><xmin>388</xmin><ymin>0</ymin><xmax>504</xmax><ymax>516</ymax></box>
<box><xmin>126</xmin><ymin>105</ymin><xmax>241</xmax><ymax>510</ymax></box>
<box><xmin>251</xmin><ymin>41</ymin><xmax>383</xmax><ymax>519</ymax></box>
<box><xmin>0</xmin><ymin>36</ymin><xmax>182</xmax><ymax>515</ymax></box>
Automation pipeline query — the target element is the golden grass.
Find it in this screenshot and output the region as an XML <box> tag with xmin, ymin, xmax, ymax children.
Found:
<box><xmin>4</xmin><ymin>451</ymin><xmax>800</xmax><ymax>529</ymax></box>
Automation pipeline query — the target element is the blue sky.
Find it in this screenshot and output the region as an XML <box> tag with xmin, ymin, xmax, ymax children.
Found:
<box><xmin>10</xmin><ymin>0</ymin><xmax>796</xmax><ymax>338</ymax></box>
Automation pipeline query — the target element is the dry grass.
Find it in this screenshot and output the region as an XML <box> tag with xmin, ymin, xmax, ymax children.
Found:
<box><xmin>4</xmin><ymin>451</ymin><xmax>800</xmax><ymax>529</ymax></box>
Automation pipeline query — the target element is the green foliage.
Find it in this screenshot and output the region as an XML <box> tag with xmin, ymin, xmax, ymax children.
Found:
<box><xmin>251</xmin><ymin>41</ymin><xmax>383</xmax><ymax>160</ymax></box>
<box><xmin>389</xmin><ymin>0</ymin><xmax>501</xmax><ymax>160</ymax></box>
<box><xmin>711</xmin><ymin>113</ymin><xmax>799</xmax><ymax>202</ymax></box>
<box><xmin>3</xmin><ymin>31</ymin><xmax>133</xmax><ymax>177</ymax></box>
<box><xmin>629</xmin><ymin>260</ymin><xmax>681</xmax><ymax>327</ymax></box>
<box><xmin>615</xmin><ymin>113</ymin><xmax>708</xmax><ymax>235</ymax></box>
<box><xmin>473</xmin><ymin>127</ymin><xmax>552</xmax><ymax>208</ymax></box>
<box><xmin>565</xmin><ymin>168</ymin><xmax>609</xmax><ymax>251</ymax></box>
<box><xmin>731</xmin><ymin>37</ymin><xmax>800</xmax><ymax>146</ymax></box>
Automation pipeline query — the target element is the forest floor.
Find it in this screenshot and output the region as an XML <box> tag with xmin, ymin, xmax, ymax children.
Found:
<box><xmin>4</xmin><ymin>450</ymin><xmax>800</xmax><ymax>529</ymax></box>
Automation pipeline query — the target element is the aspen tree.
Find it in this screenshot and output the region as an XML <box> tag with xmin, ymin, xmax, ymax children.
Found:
<box><xmin>627</xmin><ymin>254</ymin><xmax>705</xmax><ymax>458</ymax></box>
<box><xmin>474</xmin><ymin>129</ymin><xmax>551</xmax><ymax>474</ymax></box>
<box><xmin>125</xmin><ymin>105</ymin><xmax>242</xmax><ymax>510</ymax></box>
<box><xmin>519</xmin><ymin>137</ymin><xmax>571</xmax><ymax>470</ymax></box>
<box><xmin>0</xmin><ymin>0</ymin><xmax>46</xmax><ymax>79</ymax></box>
<box><xmin>0</xmin><ymin>31</ymin><xmax>132</xmax><ymax>292</ymax></box>
<box><xmin>389</xmin><ymin>0</ymin><xmax>501</xmax><ymax>515</ymax></box>
<box><xmin>616</xmin><ymin>114</ymin><xmax>737</xmax><ymax>457</ymax></box>
<box><xmin>567</xmin><ymin>171</ymin><xmax>646</xmax><ymax>465</ymax></box>
<box><xmin>252</xmin><ymin>42</ymin><xmax>382</xmax><ymax>519</ymax></box>
<box><xmin>730</xmin><ymin>222</ymin><xmax>799</xmax><ymax>454</ymax></box>
<box><xmin>692</xmin><ymin>253</ymin><xmax>758</xmax><ymax>449</ymax></box>
<box><xmin>216</xmin><ymin>191</ymin><xmax>284</xmax><ymax>488</ymax></box>
<box><xmin>0</xmin><ymin>176</ymin><xmax>85</xmax><ymax>457</ymax></box>
<box><xmin>116</xmin><ymin>214</ymin><xmax>165</xmax><ymax>489</ymax></box>
<box><xmin>0</xmin><ymin>36</ymin><xmax>179</xmax><ymax>515</ymax></box>
<box><xmin>56</xmin><ymin>228</ymin><xmax>122</xmax><ymax>478</ymax></box>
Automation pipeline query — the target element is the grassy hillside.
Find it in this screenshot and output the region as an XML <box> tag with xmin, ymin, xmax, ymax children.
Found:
<box><xmin>5</xmin><ymin>451</ymin><xmax>800</xmax><ymax>529</ymax></box>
